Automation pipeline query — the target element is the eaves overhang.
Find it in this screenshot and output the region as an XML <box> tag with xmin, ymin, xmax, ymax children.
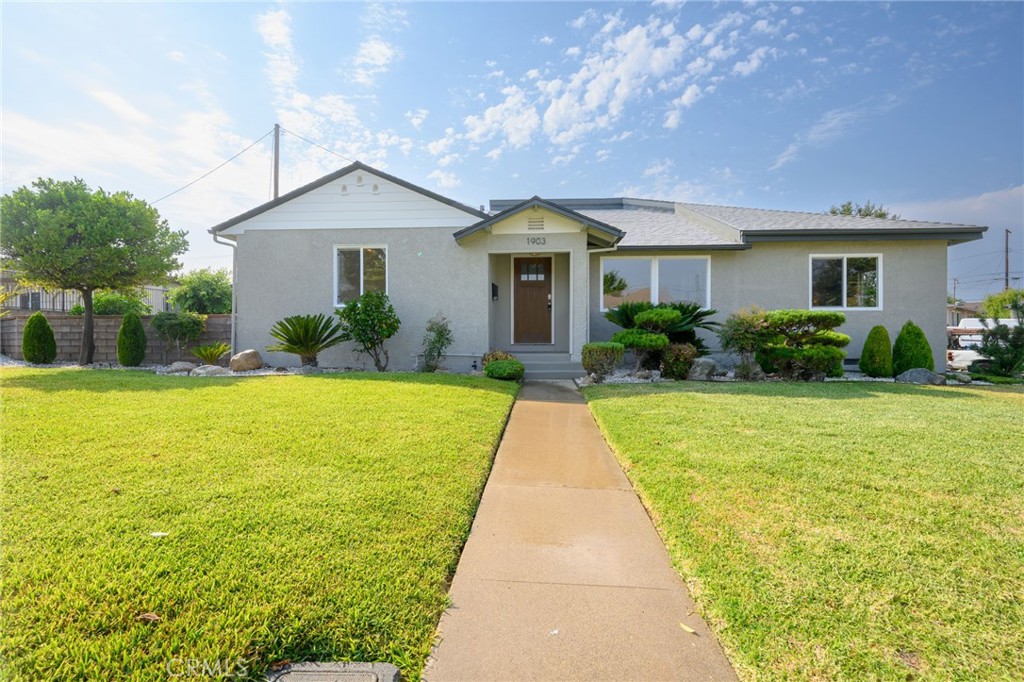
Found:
<box><xmin>453</xmin><ymin>196</ymin><xmax>625</xmax><ymax>247</ymax></box>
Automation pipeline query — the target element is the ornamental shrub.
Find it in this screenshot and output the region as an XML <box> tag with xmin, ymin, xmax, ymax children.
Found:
<box><xmin>756</xmin><ymin>309</ymin><xmax>850</xmax><ymax>380</ymax></box>
<box><xmin>192</xmin><ymin>342</ymin><xmax>231</xmax><ymax>365</ymax></box>
<box><xmin>605</xmin><ymin>300</ymin><xmax>718</xmax><ymax>354</ymax></box>
<box><xmin>611</xmin><ymin>327</ymin><xmax>670</xmax><ymax>372</ymax></box>
<box><xmin>662</xmin><ymin>343</ymin><xmax>698</xmax><ymax>380</ymax></box>
<box><xmin>582</xmin><ymin>341</ymin><xmax>624</xmax><ymax>380</ymax></box>
<box><xmin>68</xmin><ymin>289</ymin><xmax>151</xmax><ymax>317</ymax></box>
<box><xmin>116</xmin><ymin>312</ymin><xmax>147</xmax><ymax>367</ymax></box>
<box><xmin>485</xmin><ymin>358</ymin><xmax>525</xmax><ymax>381</ymax></box>
<box><xmin>420</xmin><ymin>314</ymin><xmax>454</xmax><ymax>372</ymax></box>
<box><xmin>634</xmin><ymin>308</ymin><xmax>682</xmax><ymax>332</ymax></box>
<box><xmin>859</xmin><ymin>325</ymin><xmax>893</xmax><ymax>378</ymax></box>
<box><xmin>976</xmin><ymin>299</ymin><xmax>1024</xmax><ymax>377</ymax></box>
<box><xmin>21</xmin><ymin>311</ymin><xmax>56</xmax><ymax>364</ymax></box>
<box><xmin>336</xmin><ymin>291</ymin><xmax>401</xmax><ymax>371</ymax></box>
<box><xmin>892</xmin><ymin>320</ymin><xmax>934</xmax><ymax>375</ymax></box>
<box><xmin>482</xmin><ymin>349</ymin><xmax>517</xmax><ymax>368</ymax></box>
<box><xmin>266</xmin><ymin>314</ymin><xmax>344</xmax><ymax>367</ymax></box>
<box><xmin>152</xmin><ymin>311</ymin><xmax>206</xmax><ymax>360</ymax></box>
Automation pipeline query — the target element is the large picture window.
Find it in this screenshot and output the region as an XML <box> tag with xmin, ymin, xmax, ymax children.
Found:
<box><xmin>601</xmin><ymin>256</ymin><xmax>709</xmax><ymax>310</ymax></box>
<box><xmin>810</xmin><ymin>255</ymin><xmax>880</xmax><ymax>309</ymax></box>
<box><xmin>335</xmin><ymin>246</ymin><xmax>387</xmax><ymax>306</ymax></box>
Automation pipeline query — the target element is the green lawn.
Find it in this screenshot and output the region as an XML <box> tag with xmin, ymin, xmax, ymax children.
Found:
<box><xmin>0</xmin><ymin>368</ymin><xmax>517</xmax><ymax>681</ymax></box>
<box><xmin>584</xmin><ymin>381</ymin><xmax>1024</xmax><ymax>681</ymax></box>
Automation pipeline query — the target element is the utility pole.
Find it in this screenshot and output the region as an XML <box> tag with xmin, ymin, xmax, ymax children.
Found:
<box><xmin>952</xmin><ymin>277</ymin><xmax>958</xmax><ymax>303</ymax></box>
<box><xmin>1005</xmin><ymin>228</ymin><xmax>1012</xmax><ymax>291</ymax></box>
<box><xmin>272</xmin><ymin>122</ymin><xmax>280</xmax><ymax>199</ymax></box>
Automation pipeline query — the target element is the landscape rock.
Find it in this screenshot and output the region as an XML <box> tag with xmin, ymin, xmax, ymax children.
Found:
<box><xmin>290</xmin><ymin>365</ymin><xmax>321</xmax><ymax>375</ymax></box>
<box><xmin>229</xmin><ymin>349</ymin><xmax>263</xmax><ymax>372</ymax></box>
<box><xmin>705</xmin><ymin>352</ymin><xmax>740</xmax><ymax>370</ymax></box>
<box><xmin>687</xmin><ymin>357</ymin><xmax>719</xmax><ymax>381</ymax></box>
<box><xmin>634</xmin><ymin>370</ymin><xmax>652</xmax><ymax>380</ymax></box>
<box><xmin>192</xmin><ymin>364</ymin><xmax>229</xmax><ymax>377</ymax></box>
<box><xmin>952</xmin><ymin>372</ymin><xmax>973</xmax><ymax>384</ymax></box>
<box><xmin>577</xmin><ymin>375</ymin><xmax>595</xmax><ymax>387</ymax></box>
<box><xmin>895</xmin><ymin>368</ymin><xmax>947</xmax><ymax>385</ymax></box>
<box><xmin>274</xmin><ymin>366</ymin><xmax>289</xmax><ymax>373</ymax></box>
<box><xmin>165</xmin><ymin>361</ymin><xmax>196</xmax><ymax>374</ymax></box>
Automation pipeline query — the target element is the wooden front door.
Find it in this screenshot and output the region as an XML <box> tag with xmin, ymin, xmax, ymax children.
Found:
<box><xmin>513</xmin><ymin>257</ymin><xmax>552</xmax><ymax>344</ymax></box>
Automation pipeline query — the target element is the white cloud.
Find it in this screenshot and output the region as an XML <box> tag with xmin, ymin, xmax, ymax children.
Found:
<box><xmin>353</xmin><ymin>36</ymin><xmax>399</xmax><ymax>86</ymax></box>
<box><xmin>464</xmin><ymin>85</ymin><xmax>540</xmax><ymax>148</ymax></box>
<box><xmin>893</xmin><ymin>185</ymin><xmax>1024</xmax><ymax>230</ymax></box>
<box><xmin>256</xmin><ymin>9</ymin><xmax>299</xmax><ymax>90</ymax></box>
<box><xmin>565</xmin><ymin>46</ymin><xmax>581</xmax><ymax>57</ymax></box>
<box><xmin>785</xmin><ymin>32</ymin><xmax>800</xmax><ymax>42</ymax></box>
<box><xmin>790</xmin><ymin>6</ymin><xmax>805</xmax><ymax>15</ymax></box>
<box><xmin>596</xmin><ymin>148</ymin><xmax>611</xmax><ymax>162</ymax></box>
<box><xmin>686</xmin><ymin>56</ymin><xmax>713</xmax><ymax>77</ymax></box>
<box><xmin>525</xmin><ymin>68</ymin><xmax>541</xmax><ymax>80</ymax></box>
<box><xmin>167</xmin><ymin>51</ymin><xmax>186</xmax><ymax>63</ymax></box>
<box><xmin>644</xmin><ymin>158</ymin><xmax>674</xmax><ymax>177</ymax></box>
<box><xmin>663</xmin><ymin>110</ymin><xmax>682</xmax><ymax>129</ymax></box>
<box><xmin>405</xmin><ymin>108</ymin><xmax>429</xmax><ymax>130</ymax></box>
<box><xmin>751</xmin><ymin>18</ymin><xmax>786</xmax><ymax>36</ymax></box>
<box><xmin>428</xmin><ymin>169</ymin><xmax>459</xmax><ymax>189</ymax></box>
<box><xmin>362</xmin><ymin>3</ymin><xmax>408</xmax><ymax>30</ymax></box>
<box><xmin>539</xmin><ymin>35</ymin><xmax>554</xmax><ymax>45</ymax></box>
<box><xmin>685</xmin><ymin>23</ymin><xmax>705</xmax><ymax>41</ymax></box>
<box><xmin>707</xmin><ymin>44</ymin><xmax>738</xmax><ymax>61</ymax></box>
<box><xmin>733</xmin><ymin>46</ymin><xmax>774</xmax><ymax>76</ymax></box>
<box><xmin>427</xmin><ymin>128</ymin><xmax>458</xmax><ymax>156</ymax></box>
<box><xmin>678</xmin><ymin>83</ymin><xmax>703</xmax><ymax>107</ymax></box>
<box><xmin>89</xmin><ymin>90</ymin><xmax>152</xmax><ymax>126</ymax></box>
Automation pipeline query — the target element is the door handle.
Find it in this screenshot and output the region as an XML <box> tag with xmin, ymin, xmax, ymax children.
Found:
<box><xmin>547</xmin><ymin>293</ymin><xmax>552</xmax><ymax>311</ymax></box>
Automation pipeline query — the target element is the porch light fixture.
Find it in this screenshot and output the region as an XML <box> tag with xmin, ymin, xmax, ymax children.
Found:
<box><xmin>491</xmin><ymin>282</ymin><xmax>499</xmax><ymax>301</ymax></box>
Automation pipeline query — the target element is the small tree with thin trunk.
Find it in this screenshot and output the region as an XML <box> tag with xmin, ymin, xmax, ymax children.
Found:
<box><xmin>0</xmin><ymin>178</ymin><xmax>187</xmax><ymax>364</ymax></box>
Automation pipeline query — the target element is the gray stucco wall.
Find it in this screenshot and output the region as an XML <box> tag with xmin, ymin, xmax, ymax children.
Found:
<box><xmin>590</xmin><ymin>240</ymin><xmax>949</xmax><ymax>371</ymax></box>
<box><xmin>236</xmin><ymin>228</ymin><xmax>490</xmax><ymax>371</ymax></box>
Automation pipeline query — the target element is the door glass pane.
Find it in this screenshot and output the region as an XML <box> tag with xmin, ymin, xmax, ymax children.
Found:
<box><xmin>846</xmin><ymin>257</ymin><xmax>878</xmax><ymax>307</ymax></box>
<box><xmin>337</xmin><ymin>249</ymin><xmax>360</xmax><ymax>305</ymax></box>
<box><xmin>658</xmin><ymin>259</ymin><xmax>707</xmax><ymax>306</ymax></box>
<box><xmin>363</xmin><ymin>248</ymin><xmax>387</xmax><ymax>294</ymax></box>
<box><xmin>602</xmin><ymin>258</ymin><xmax>651</xmax><ymax>308</ymax></box>
<box><xmin>811</xmin><ymin>258</ymin><xmax>843</xmax><ymax>307</ymax></box>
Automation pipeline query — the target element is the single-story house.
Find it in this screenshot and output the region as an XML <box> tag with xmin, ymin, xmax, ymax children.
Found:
<box><xmin>209</xmin><ymin>161</ymin><xmax>986</xmax><ymax>376</ymax></box>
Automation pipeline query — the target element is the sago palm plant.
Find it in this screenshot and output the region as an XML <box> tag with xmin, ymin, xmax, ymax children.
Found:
<box><xmin>266</xmin><ymin>313</ymin><xmax>345</xmax><ymax>366</ymax></box>
<box><xmin>191</xmin><ymin>342</ymin><xmax>231</xmax><ymax>366</ymax></box>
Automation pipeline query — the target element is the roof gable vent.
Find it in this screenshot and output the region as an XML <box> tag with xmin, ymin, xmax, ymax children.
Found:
<box><xmin>527</xmin><ymin>217</ymin><xmax>544</xmax><ymax>231</ymax></box>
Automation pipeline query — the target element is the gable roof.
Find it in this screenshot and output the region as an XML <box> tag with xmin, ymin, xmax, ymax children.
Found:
<box><xmin>453</xmin><ymin>196</ymin><xmax>624</xmax><ymax>247</ymax></box>
<box><xmin>209</xmin><ymin>161</ymin><xmax>488</xmax><ymax>234</ymax></box>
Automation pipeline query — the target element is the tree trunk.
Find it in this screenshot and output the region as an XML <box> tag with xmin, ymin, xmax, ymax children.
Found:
<box><xmin>79</xmin><ymin>289</ymin><xmax>95</xmax><ymax>365</ymax></box>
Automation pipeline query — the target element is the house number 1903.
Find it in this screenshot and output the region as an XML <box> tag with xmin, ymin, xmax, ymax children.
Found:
<box><xmin>526</xmin><ymin>236</ymin><xmax>546</xmax><ymax>246</ymax></box>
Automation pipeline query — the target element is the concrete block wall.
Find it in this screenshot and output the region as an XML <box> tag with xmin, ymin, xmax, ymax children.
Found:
<box><xmin>0</xmin><ymin>313</ymin><xmax>231</xmax><ymax>365</ymax></box>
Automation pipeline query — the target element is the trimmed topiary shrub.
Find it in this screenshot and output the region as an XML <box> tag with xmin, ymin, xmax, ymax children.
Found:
<box><xmin>582</xmin><ymin>342</ymin><xmax>624</xmax><ymax>381</ymax></box>
<box><xmin>116</xmin><ymin>312</ymin><xmax>147</xmax><ymax>367</ymax></box>
<box><xmin>859</xmin><ymin>325</ymin><xmax>893</xmax><ymax>378</ymax></box>
<box><xmin>611</xmin><ymin>327</ymin><xmax>671</xmax><ymax>372</ymax></box>
<box><xmin>892</xmin><ymin>320</ymin><xmax>934</xmax><ymax>375</ymax></box>
<box><xmin>756</xmin><ymin>309</ymin><xmax>850</xmax><ymax>380</ymax></box>
<box><xmin>485</xmin><ymin>358</ymin><xmax>525</xmax><ymax>381</ymax></box>
<box><xmin>482</xmin><ymin>349</ymin><xmax>516</xmax><ymax>368</ymax></box>
<box><xmin>662</xmin><ymin>343</ymin><xmax>698</xmax><ymax>380</ymax></box>
<box><xmin>22</xmin><ymin>311</ymin><xmax>57</xmax><ymax>364</ymax></box>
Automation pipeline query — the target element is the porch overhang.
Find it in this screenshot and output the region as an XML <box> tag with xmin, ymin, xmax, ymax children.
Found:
<box><xmin>453</xmin><ymin>196</ymin><xmax>624</xmax><ymax>248</ymax></box>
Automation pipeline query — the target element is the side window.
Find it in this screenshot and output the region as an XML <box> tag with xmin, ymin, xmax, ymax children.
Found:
<box><xmin>336</xmin><ymin>247</ymin><xmax>387</xmax><ymax>306</ymax></box>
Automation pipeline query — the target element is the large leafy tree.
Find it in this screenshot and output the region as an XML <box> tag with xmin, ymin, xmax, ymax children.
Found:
<box><xmin>827</xmin><ymin>200</ymin><xmax>900</xmax><ymax>220</ymax></box>
<box><xmin>1</xmin><ymin>178</ymin><xmax>188</xmax><ymax>364</ymax></box>
<box><xmin>167</xmin><ymin>268</ymin><xmax>232</xmax><ymax>314</ymax></box>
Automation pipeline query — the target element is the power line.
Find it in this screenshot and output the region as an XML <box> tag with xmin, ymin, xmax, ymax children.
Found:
<box><xmin>949</xmin><ymin>249</ymin><xmax>1004</xmax><ymax>262</ymax></box>
<box><xmin>152</xmin><ymin>128</ymin><xmax>275</xmax><ymax>204</ymax></box>
<box><xmin>280</xmin><ymin>127</ymin><xmax>356</xmax><ymax>164</ymax></box>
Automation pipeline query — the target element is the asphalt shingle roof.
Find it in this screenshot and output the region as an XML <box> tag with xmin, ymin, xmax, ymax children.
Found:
<box><xmin>575</xmin><ymin>208</ymin><xmax>741</xmax><ymax>248</ymax></box>
<box><xmin>680</xmin><ymin>203</ymin><xmax>982</xmax><ymax>232</ymax></box>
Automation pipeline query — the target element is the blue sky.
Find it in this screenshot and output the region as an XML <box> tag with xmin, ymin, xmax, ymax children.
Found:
<box><xmin>2</xmin><ymin>1</ymin><xmax>1021</xmax><ymax>300</ymax></box>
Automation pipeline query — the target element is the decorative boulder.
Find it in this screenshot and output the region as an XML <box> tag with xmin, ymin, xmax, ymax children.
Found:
<box><xmin>192</xmin><ymin>364</ymin><xmax>229</xmax><ymax>377</ymax></box>
<box><xmin>952</xmin><ymin>372</ymin><xmax>972</xmax><ymax>384</ymax></box>
<box><xmin>687</xmin><ymin>357</ymin><xmax>719</xmax><ymax>381</ymax></box>
<box><xmin>230</xmin><ymin>349</ymin><xmax>263</xmax><ymax>372</ymax></box>
<box><xmin>895</xmin><ymin>368</ymin><xmax>947</xmax><ymax>385</ymax></box>
<box><xmin>290</xmin><ymin>365</ymin><xmax>321</xmax><ymax>375</ymax></box>
<box><xmin>165</xmin><ymin>361</ymin><xmax>196</xmax><ymax>374</ymax></box>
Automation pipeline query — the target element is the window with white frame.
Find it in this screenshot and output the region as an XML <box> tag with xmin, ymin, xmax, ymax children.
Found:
<box><xmin>601</xmin><ymin>256</ymin><xmax>709</xmax><ymax>310</ymax></box>
<box><xmin>810</xmin><ymin>255</ymin><xmax>880</xmax><ymax>309</ymax></box>
<box><xmin>335</xmin><ymin>246</ymin><xmax>387</xmax><ymax>306</ymax></box>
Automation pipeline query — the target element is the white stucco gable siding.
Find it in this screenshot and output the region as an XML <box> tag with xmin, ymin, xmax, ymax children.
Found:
<box><xmin>219</xmin><ymin>169</ymin><xmax>481</xmax><ymax>234</ymax></box>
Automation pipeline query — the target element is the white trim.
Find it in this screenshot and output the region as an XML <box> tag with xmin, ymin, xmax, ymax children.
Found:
<box><xmin>333</xmin><ymin>244</ymin><xmax>389</xmax><ymax>307</ymax></box>
<box><xmin>510</xmin><ymin>254</ymin><xmax>556</xmax><ymax>345</ymax></box>
<box><xmin>599</xmin><ymin>255</ymin><xmax>711</xmax><ymax>312</ymax></box>
<box><xmin>807</xmin><ymin>253</ymin><xmax>883</xmax><ymax>311</ymax></box>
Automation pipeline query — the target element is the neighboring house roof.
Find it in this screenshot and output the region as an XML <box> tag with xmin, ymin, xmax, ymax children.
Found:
<box><xmin>489</xmin><ymin>197</ymin><xmax>986</xmax><ymax>248</ymax></box>
<box><xmin>208</xmin><ymin>161</ymin><xmax>488</xmax><ymax>234</ymax></box>
<box><xmin>454</xmin><ymin>196</ymin><xmax>624</xmax><ymax>247</ymax></box>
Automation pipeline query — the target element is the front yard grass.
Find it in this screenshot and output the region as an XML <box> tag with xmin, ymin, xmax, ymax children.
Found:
<box><xmin>584</xmin><ymin>381</ymin><xmax>1023</xmax><ymax>681</ymax></box>
<box><xmin>0</xmin><ymin>368</ymin><xmax>517</xmax><ymax>681</ymax></box>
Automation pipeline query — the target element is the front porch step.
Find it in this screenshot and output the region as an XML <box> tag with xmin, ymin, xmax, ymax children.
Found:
<box><xmin>517</xmin><ymin>353</ymin><xmax>585</xmax><ymax>380</ymax></box>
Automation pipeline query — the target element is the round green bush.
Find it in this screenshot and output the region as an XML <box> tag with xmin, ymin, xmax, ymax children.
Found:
<box><xmin>633</xmin><ymin>308</ymin><xmax>682</xmax><ymax>332</ymax></box>
<box><xmin>892</xmin><ymin>320</ymin><xmax>934</xmax><ymax>375</ymax></box>
<box><xmin>116</xmin><ymin>312</ymin><xmax>147</xmax><ymax>367</ymax></box>
<box><xmin>582</xmin><ymin>342</ymin><xmax>624</xmax><ymax>379</ymax></box>
<box><xmin>661</xmin><ymin>343</ymin><xmax>698</xmax><ymax>380</ymax></box>
<box><xmin>611</xmin><ymin>328</ymin><xmax>670</xmax><ymax>351</ymax></box>
<box><xmin>484</xmin><ymin>358</ymin><xmax>525</xmax><ymax>381</ymax></box>
<box><xmin>858</xmin><ymin>325</ymin><xmax>893</xmax><ymax>378</ymax></box>
<box><xmin>22</xmin><ymin>311</ymin><xmax>57</xmax><ymax>364</ymax></box>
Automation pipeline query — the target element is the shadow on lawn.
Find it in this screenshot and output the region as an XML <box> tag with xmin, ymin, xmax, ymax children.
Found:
<box><xmin>582</xmin><ymin>379</ymin><xmax>1000</xmax><ymax>403</ymax></box>
<box><xmin>0</xmin><ymin>367</ymin><xmax>520</xmax><ymax>397</ymax></box>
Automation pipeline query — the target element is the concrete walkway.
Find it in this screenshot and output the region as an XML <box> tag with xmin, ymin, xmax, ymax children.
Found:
<box><xmin>426</xmin><ymin>381</ymin><xmax>737</xmax><ymax>682</ymax></box>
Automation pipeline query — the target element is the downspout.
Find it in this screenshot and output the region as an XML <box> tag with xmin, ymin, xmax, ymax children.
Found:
<box><xmin>211</xmin><ymin>233</ymin><xmax>237</xmax><ymax>352</ymax></box>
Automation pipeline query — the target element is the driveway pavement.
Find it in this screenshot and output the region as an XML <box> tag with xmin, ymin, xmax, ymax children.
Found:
<box><xmin>425</xmin><ymin>381</ymin><xmax>738</xmax><ymax>681</ymax></box>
